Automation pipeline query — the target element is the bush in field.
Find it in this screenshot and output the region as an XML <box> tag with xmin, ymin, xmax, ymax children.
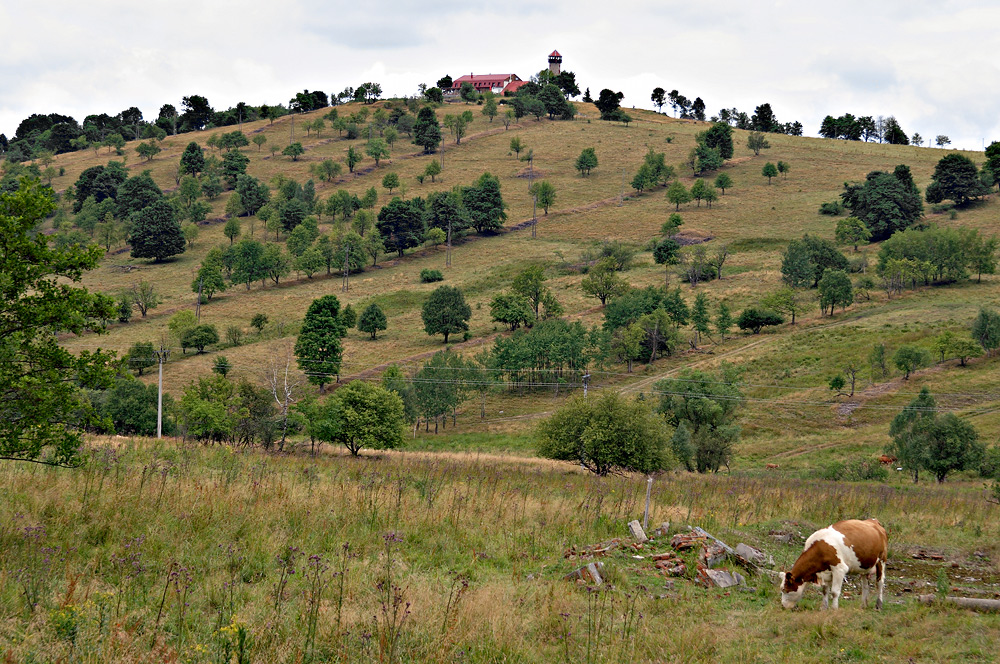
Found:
<box><xmin>537</xmin><ymin>391</ymin><xmax>671</xmax><ymax>475</ymax></box>
<box><xmin>420</xmin><ymin>268</ymin><xmax>444</xmax><ymax>283</ymax></box>
<box><xmin>180</xmin><ymin>324</ymin><xmax>219</xmax><ymax>354</ymax></box>
<box><xmin>737</xmin><ymin>308</ymin><xmax>784</xmax><ymax>334</ymax></box>
<box><xmin>818</xmin><ymin>458</ymin><xmax>889</xmax><ymax>482</ymax></box>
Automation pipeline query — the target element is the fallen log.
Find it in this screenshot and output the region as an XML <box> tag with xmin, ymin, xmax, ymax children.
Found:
<box><xmin>917</xmin><ymin>595</ymin><xmax>1000</xmax><ymax>612</ymax></box>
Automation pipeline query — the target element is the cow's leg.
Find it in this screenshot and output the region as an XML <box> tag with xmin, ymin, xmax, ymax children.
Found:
<box><xmin>829</xmin><ymin>569</ymin><xmax>846</xmax><ymax>609</ymax></box>
<box><xmin>820</xmin><ymin>581</ymin><xmax>830</xmax><ymax>610</ymax></box>
<box><xmin>861</xmin><ymin>570</ymin><xmax>871</xmax><ymax>608</ymax></box>
<box><xmin>875</xmin><ymin>559</ymin><xmax>885</xmax><ymax>610</ymax></box>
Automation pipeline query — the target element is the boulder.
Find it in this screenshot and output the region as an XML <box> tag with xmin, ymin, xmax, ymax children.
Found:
<box><xmin>628</xmin><ymin>520</ymin><xmax>648</xmax><ymax>543</ymax></box>
<box><xmin>564</xmin><ymin>561</ymin><xmax>604</xmax><ymax>585</ymax></box>
<box><xmin>735</xmin><ymin>543</ymin><xmax>773</xmax><ymax>566</ymax></box>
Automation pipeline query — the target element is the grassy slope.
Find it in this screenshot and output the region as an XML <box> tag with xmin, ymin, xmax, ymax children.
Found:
<box><xmin>46</xmin><ymin>101</ymin><xmax>1000</xmax><ymax>470</ymax></box>
<box><xmin>8</xmin><ymin>108</ymin><xmax>1000</xmax><ymax>662</ymax></box>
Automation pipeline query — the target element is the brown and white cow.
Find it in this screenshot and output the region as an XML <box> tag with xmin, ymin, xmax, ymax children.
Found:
<box><xmin>779</xmin><ymin>518</ymin><xmax>888</xmax><ymax>610</ymax></box>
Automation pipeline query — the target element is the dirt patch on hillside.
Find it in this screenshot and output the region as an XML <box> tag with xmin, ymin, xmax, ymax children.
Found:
<box><xmin>514</xmin><ymin>167</ymin><xmax>548</xmax><ymax>179</ymax></box>
<box><xmin>673</xmin><ymin>230</ymin><xmax>714</xmax><ymax>246</ymax></box>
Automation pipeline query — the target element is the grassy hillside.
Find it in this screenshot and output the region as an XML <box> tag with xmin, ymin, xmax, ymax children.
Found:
<box><xmin>40</xmin><ymin>99</ymin><xmax>1000</xmax><ymax>469</ymax></box>
<box><xmin>6</xmin><ymin>101</ymin><xmax>1000</xmax><ymax>663</ymax></box>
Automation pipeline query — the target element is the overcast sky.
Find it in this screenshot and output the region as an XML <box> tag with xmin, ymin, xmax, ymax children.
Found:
<box><xmin>2</xmin><ymin>1</ymin><xmax>997</xmax><ymax>151</ymax></box>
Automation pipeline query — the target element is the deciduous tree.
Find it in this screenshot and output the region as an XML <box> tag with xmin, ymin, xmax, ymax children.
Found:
<box><xmin>818</xmin><ymin>268</ymin><xmax>853</xmax><ymax>315</ymax></box>
<box><xmin>0</xmin><ymin>182</ymin><xmax>119</xmax><ymax>464</ymax></box>
<box><xmin>538</xmin><ymin>392</ymin><xmax>671</xmax><ymax>475</ymax></box>
<box><xmin>746</xmin><ymin>132</ymin><xmax>769</xmax><ymax>155</ymax></box>
<box><xmin>893</xmin><ymin>344</ymin><xmax>930</xmax><ymax>379</ymax></box>
<box><xmin>581</xmin><ymin>258</ymin><xmax>629</xmax><ymax>305</ymax></box>
<box><xmin>358</xmin><ymin>302</ymin><xmax>388</xmax><ymax>339</ymax></box>
<box><xmin>666</xmin><ymin>181</ymin><xmax>692</xmax><ymax>210</ymax></box>
<box><xmin>318</xmin><ymin>381</ymin><xmax>405</xmax><ymax>455</ymax></box>
<box><xmin>762</xmin><ymin>161</ymin><xmax>778</xmax><ymax>184</ymax></box>
<box><xmin>130</xmin><ymin>199</ymin><xmax>185</xmax><ymax>262</ymax></box>
<box><xmin>422</xmin><ymin>285</ymin><xmax>471</xmax><ymax>343</ymax></box>
<box><xmin>655</xmin><ymin>366</ymin><xmax>743</xmax><ymax>473</ymax></box>
<box><xmin>282</xmin><ymin>142</ymin><xmax>305</xmax><ymax>161</ymax></box>
<box><xmin>834</xmin><ymin>216</ymin><xmax>872</xmax><ymax>251</ymax></box>
<box><xmin>529</xmin><ymin>180</ymin><xmax>556</xmax><ymax>214</ymax></box>
<box><xmin>575</xmin><ymin>147</ymin><xmax>598</xmax><ymax>176</ymax></box>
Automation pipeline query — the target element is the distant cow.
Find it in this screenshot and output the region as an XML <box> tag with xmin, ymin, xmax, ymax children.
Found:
<box><xmin>765</xmin><ymin>463</ymin><xmax>779</xmax><ymax>470</ymax></box>
<box><xmin>779</xmin><ymin>518</ymin><xmax>888</xmax><ymax>610</ymax></box>
<box><xmin>878</xmin><ymin>455</ymin><xmax>897</xmax><ymax>466</ymax></box>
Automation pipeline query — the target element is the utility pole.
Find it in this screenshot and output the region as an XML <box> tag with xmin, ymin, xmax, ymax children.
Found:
<box><xmin>342</xmin><ymin>244</ymin><xmax>350</xmax><ymax>292</ymax></box>
<box><xmin>154</xmin><ymin>343</ymin><xmax>170</xmax><ymax>439</ymax></box>
<box><xmin>531</xmin><ymin>194</ymin><xmax>537</xmax><ymax>238</ymax></box>
<box><xmin>643</xmin><ymin>476</ymin><xmax>653</xmax><ymax>531</ymax></box>
<box><xmin>195</xmin><ymin>276</ymin><xmax>203</xmax><ymax>323</ymax></box>
<box><xmin>446</xmin><ymin>216</ymin><xmax>452</xmax><ymax>267</ymax></box>
<box><xmin>528</xmin><ymin>154</ymin><xmax>533</xmax><ymax>191</ymax></box>
<box><xmin>582</xmin><ymin>372</ymin><xmax>591</xmax><ymax>398</ymax></box>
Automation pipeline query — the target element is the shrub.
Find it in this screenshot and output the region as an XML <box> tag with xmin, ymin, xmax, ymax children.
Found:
<box><xmin>737</xmin><ymin>308</ymin><xmax>784</xmax><ymax>334</ymax></box>
<box><xmin>818</xmin><ymin>458</ymin><xmax>889</xmax><ymax>482</ymax></box>
<box><xmin>679</xmin><ymin>262</ymin><xmax>717</xmax><ymax>283</ymax></box>
<box><xmin>979</xmin><ymin>446</ymin><xmax>1000</xmax><ymax>479</ymax></box>
<box><xmin>819</xmin><ymin>201</ymin><xmax>844</xmax><ymax>216</ymax></box>
<box><xmin>538</xmin><ymin>391</ymin><xmax>672</xmax><ymax>475</ymax></box>
<box><xmin>181</xmin><ymin>324</ymin><xmax>220</xmax><ymax>354</ymax></box>
<box><xmin>226</xmin><ymin>325</ymin><xmax>244</xmax><ymax>347</ymax></box>
<box><xmin>420</xmin><ymin>268</ymin><xmax>444</xmax><ymax>283</ymax></box>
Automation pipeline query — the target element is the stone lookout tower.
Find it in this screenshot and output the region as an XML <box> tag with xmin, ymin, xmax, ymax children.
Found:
<box><xmin>548</xmin><ymin>50</ymin><xmax>562</xmax><ymax>76</ymax></box>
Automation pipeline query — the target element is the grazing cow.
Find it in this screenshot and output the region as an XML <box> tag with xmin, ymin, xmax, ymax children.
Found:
<box><xmin>765</xmin><ymin>463</ymin><xmax>780</xmax><ymax>470</ymax></box>
<box><xmin>878</xmin><ymin>455</ymin><xmax>897</xmax><ymax>466</ymax></box>
<box><xmin>779</xmin><ymin>518</ymin><xmax>888</xmax><ymax>610</ymax></box>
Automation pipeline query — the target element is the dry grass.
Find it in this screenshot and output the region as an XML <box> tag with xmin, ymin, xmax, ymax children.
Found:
<box><xmin>1</xmin><ymin>440</ymin><xmax>999</xmax><ymax>662</ymax></box>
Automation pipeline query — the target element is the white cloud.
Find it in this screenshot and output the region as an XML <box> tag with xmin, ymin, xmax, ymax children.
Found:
<box><xmin>1</xmin><ymin>0</ymin><xmax>997</xmax><ymax>150</ymax></box>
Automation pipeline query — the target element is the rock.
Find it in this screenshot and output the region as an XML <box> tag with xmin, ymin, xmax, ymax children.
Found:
<box><xmin>769</xmin><ymin>531</ymin><xmax>794</xmax><ymax>545</ymax></box>
<box><xmin>651</xmin><ymin>551</ymin><xmax>680</xmax><ymax>562</ymax></box>
<box><xmin>628</xmin><ymin>520</ymin><xmax>648</xmax><ymax>543</ymax></box>
<box><xmin>656</xmin><ymin>561</ymin><xmax>687</xmax><ymax>576</ymax></box>
<box><xmin>699</xmin><ymin>543</ymin><xmax>727</xmax><ymax>569</ymax></box>
<box><xmin>564</xmin><ymin>561</ymin><xmax>605</xmax><ymax>585</ymax></box>
<box><xmin>671</xmin><ymin>533</ymin><xmax>707</xmax><ymax>551</ymax></box>
<box><xmin>735</xmin><ymin>543</ymin><xmax>773</xmax><ymax>566</ymax></box>
<box><xmin>702</xmin><ymin>568</ymin><xmax>742</xmax><ymax>589</ymax></box>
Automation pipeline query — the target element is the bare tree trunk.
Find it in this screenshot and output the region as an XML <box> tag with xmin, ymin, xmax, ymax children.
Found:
<box><xmin>265</xmin><ymin>349</ymin><xmax>302</xmax><ymax>452</ymax></box>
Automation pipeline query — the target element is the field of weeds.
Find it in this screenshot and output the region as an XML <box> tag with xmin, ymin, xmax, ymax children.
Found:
<box><xmin>2</xmin><ymin>440</ymin><xmax>999</xmax><ymax>663</ymax></box>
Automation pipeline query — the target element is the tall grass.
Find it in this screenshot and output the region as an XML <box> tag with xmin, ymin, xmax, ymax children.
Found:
<box><xmin>1</xmin><ymin>438</ymin><xmax>998</xmax><ymax>662</ymax></box>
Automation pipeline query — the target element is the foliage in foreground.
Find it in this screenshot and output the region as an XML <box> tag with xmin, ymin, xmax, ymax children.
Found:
<box><xmin>0</xmin><ymin>180</ymin><xmax>119</xmax><ymax>466</ymax></box>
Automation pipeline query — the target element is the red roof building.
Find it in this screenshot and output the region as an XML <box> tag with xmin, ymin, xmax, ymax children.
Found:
<box><xmin>451</xmin><ymin>73</ymin><xmax>522</xmax><ymax>95</ymax></box>
<box><xmin>501</xmin><ymin>80</ymin><xmax>529</xmax><ymax>95</ymax></box>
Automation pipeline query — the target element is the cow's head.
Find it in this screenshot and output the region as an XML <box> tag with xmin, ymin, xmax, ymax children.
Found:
<box><xmin>779</xmin><ymin>572</ymin><xmax>806</xmax><ymax>609</ymax></box>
